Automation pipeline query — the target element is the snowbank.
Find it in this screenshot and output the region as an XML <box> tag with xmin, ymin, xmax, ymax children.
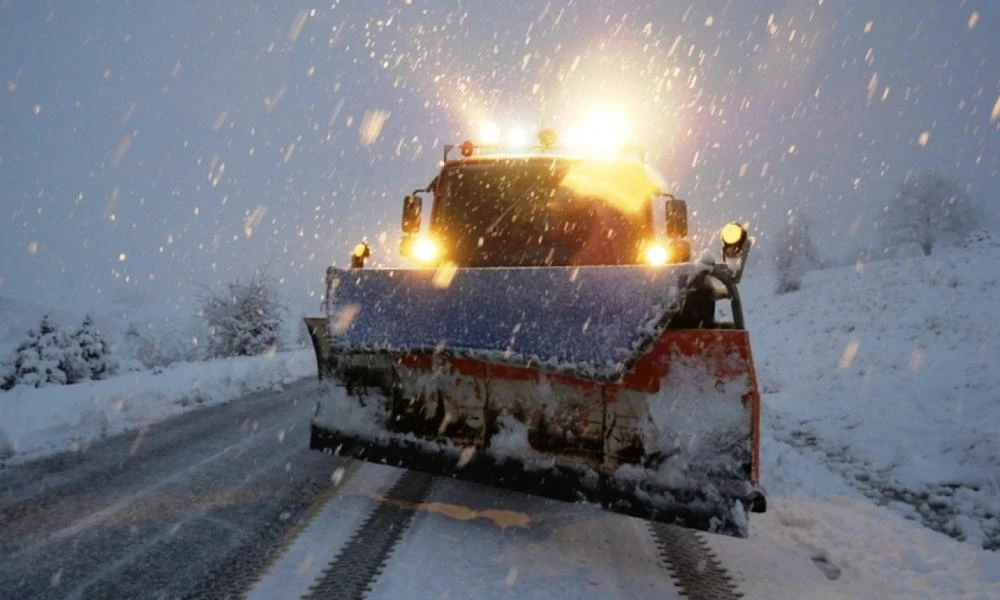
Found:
<box><xmin>0</xmin><ymin>350</ymin><xmax>316</xmax><ymax>462</ymax></box>
<box><xmin>745</xmin><ymin>244</ymin><xmax>1000</xmax><ymax>550</ymax></box>
<box><xmin>730</xmin><ymin>427</ymin><xmax>1000</xmax><ymax>599</ymax></box>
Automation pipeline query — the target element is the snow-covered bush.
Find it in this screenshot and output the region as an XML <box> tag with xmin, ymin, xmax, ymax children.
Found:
<box><xmin>879</xmin><ymin>171</ymin><xmax>979</xmax><ymax>256</ymax></box>
<box><xmin>1</xmin><ymin>315</ymin><xmax>116</xmax><ymax>391</ymax></box>
<box><xmin>773</xmin><ymin>213</ymin><xmax>820</xmax><ymax>295</ymax></box>
<box><xmin>198</xmin><ymin>269</ymin><xmax>285</xmax><ymax>358</ymax></box>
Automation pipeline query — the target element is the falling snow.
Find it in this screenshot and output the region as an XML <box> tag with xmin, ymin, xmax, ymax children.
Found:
<box><xmin>0</xmin><ymin>0</ymin><xmax>997</xmax><ymax>595</ymax></box>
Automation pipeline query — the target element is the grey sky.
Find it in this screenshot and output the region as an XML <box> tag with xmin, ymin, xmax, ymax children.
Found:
<box><xmin>1</xmin><ymin>0</ymin><xmax>997</xmax><ymax>316</ymax></box>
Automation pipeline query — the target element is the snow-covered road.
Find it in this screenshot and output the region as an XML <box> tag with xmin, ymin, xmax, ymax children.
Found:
<box><xmin>2</xmin><ymin>373</ymin><xmax>997</xmax><ymax>599</ymax></box>
<box><xmin>248</xmin><ymin>459</ymin><xmax>867</xmax><ymax>600</ymax></box>
<box><xmin>0</xmin><ymin>379</ymin><xmax>341</xmax><ymax>599</ymax></box>
<box><xmin>0</xmin><ymin>377</ymin><xmax>838</xmax><ymax>600</ymax></box>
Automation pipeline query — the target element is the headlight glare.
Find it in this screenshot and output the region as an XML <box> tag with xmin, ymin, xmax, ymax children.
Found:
<box><xmin>644</xmin><ymin>244</ymin><xmax>669</xmax><ymax>266</ymax></box>
<box><xmin>412</xmin><ymin>237</ymin><xmax>440</xmax><ymax>264</ymax></box>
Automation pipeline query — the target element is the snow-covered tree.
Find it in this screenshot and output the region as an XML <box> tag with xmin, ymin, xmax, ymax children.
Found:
<box><xmin>2</xmin><ymin>316</ymin><xmax>70</xmax><ymax>389</ymax></box>
<box><xmin>35</xmin><ymin>315</ymin><xmax>72</xmax><ymax>385</ymax></box>
<box><xmin>3</xmin><ymin>327</ymin><xmax>41</xmax><ymax>390</ymax></box>
<box><xmin>198</xmin><ymin>269</ymin><xmax>285</xmax><ymax>358</ymax></box>
<box><xmin>74</xmin><ymin>315</ymin><xmax>114</xmax><ymax>380</ymax></box>
<box><xmin>1</xmin><ymin>315</ymin><xmax>117</xmax><ymax>390</ymax></box>
<box><xmin>773</xmin><ymin>212</ymin><xmax>820</xmax><ymax>295</ymax></box>
<box><xmin>879</xmin><ymin>171</ymin><xmax>979</xmax><ymax>256</ymax></box>
<box><xmin>60</xmin><ymin>330</ymin><xmax>89</xmax><ymax>385</ymax></box>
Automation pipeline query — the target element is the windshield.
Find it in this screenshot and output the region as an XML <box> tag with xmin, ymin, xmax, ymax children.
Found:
<box><xmin>431</xmin><ymin>157</ymin><xmax>657</xmax><ymax>266</ymax></box>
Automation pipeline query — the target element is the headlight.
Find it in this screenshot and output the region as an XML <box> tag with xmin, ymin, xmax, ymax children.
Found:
<box><xmin>411</xmin><ymin>237</ymin><xmax>440</xmax><ymax>265</ymax></box>
<box><xmin>645</xmin><ymin>240</ymin><xmax>690</xmax><ymax>265</ymax></box>
<box><xmin>644</xmin><ymin>244</ymin><xmax>669</xmax><ymax>266</ymax></box>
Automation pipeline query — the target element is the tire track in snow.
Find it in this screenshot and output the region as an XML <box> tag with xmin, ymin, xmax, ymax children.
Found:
<box><xmin>776</xmin><ymin>416</ymin><xmax>1000</xmax><ymax>550</ymax></box>
<box><xmin>649</xmin><ymin>523</ymin><xmax>744</xmax><ymax>600</ymax></box>
<box><xmin>303</xmin><ymin>469</ymin><xmax>436</xmax><ymax>600</ymax></box>
<box><xmin>175</xmin><ymin>457</ymin><xmax>360</xmax><ymax>600</ymax></box>
<box><xmin>234</xmin><ymin>458</ymin><xmax>366</xmax><ymax>598</ymax></box>
<box><xmin>245</xmin><ymin>461</ymin><xmax>406</xmax><ymax>600</ymax></box>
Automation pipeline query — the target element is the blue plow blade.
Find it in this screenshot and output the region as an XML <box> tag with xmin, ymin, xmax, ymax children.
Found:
<box><xmin>323</xmin><ymin>263</ymin><xmax>710</xmax><ymax>380</ymax></box>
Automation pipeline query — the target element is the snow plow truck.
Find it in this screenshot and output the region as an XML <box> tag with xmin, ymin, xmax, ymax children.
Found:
<box><xmin>305</xmin><ymin>129</ymin><xmax>765</xmax><ymax>537</ymax></box>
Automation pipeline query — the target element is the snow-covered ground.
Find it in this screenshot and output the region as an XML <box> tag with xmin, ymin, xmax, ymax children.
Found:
<box><xmin>0</xmin><ymin>349</ymin><xmax>315</xmax><ymax>462</ymax></box>
<box><xmin>744</xmin><ymin>242</ymin><xmax>1000</xmax><ymax>552</ymax></box>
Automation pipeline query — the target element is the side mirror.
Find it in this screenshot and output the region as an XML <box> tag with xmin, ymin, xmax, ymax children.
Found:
<box><xmin>665</xmin><ymin>196</ymin><xmax>688</xmax><ymax>239</ymax></box>
<box><xmin>402</xmin><ymin>194</ymin><xmax>422</xmax><ymax>233</ymax></box>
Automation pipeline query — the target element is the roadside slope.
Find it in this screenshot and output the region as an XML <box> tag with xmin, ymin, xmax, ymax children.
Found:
<box><xmin>743</xmin><ymin>244</ymin><xmax>1000</xmax><ymax>550</ymax></box>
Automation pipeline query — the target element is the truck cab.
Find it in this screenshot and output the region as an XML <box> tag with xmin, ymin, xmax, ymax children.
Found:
<box><xmin>398</xmin><ymin>136</ymin><xmax>691</xmax><ymax>269</ymax></box>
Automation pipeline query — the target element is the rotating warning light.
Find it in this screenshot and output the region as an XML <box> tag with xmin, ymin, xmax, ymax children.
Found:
<box><xmin>721</xmin><ymin>222</ymin><xmax>747</xmax><ymax>248</ymax></box>
<box><xmin>721</xmin><ymin>222</ymin><xmax>750</xmax><ymax>271</ymax></box>
<box><xmin>538</xmin><ymin>128</ymin><xmax>558</xmax><ymax>149</ymax></box>
<box><xmin>350</xmin><ymin>241</ymin><xmax>371</xmax><ymax>269</ymax></box>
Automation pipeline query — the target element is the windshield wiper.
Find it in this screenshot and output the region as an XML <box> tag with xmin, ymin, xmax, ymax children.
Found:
<box><xmin>485</xmin><ymin>186</ymin><xmax>550</xmax><ymax>235</ymax></box>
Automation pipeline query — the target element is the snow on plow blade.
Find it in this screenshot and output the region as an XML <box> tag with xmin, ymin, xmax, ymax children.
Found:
<box><xmin>306</xmin><ymin>264</ymin><xmax>763</xmax><ymax>537</ymax></box>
